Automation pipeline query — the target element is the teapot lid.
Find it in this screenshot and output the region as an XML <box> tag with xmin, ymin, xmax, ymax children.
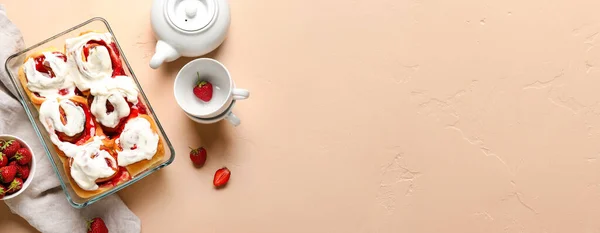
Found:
<box><xmin>165</xmin><ymin>0</ymin><xmax>217</xmax><ymax>32</ymax></box>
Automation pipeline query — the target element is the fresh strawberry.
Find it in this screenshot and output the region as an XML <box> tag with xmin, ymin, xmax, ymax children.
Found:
<box><xmin>213</xmin><ymin>167</ymin><xmax>231</xmax><ymax>188</ymax></box>
<box><xmin>17</xmin><ymin>165</ymin><xmax>30</xmax><ymax>180</ymax></box>
<box><xmin>0</xmin><ymin>152</ymin><xmax>7</xmax><ymax>167</ymax></box>
<box><xmin>8</xmin><ymin>161</ymin><xmax>17</xmax><ymax>166</ymax></box>
<box><xmin>1</xmin><ymin>140</ymin><xmax>21</xmax><ymax>159</ymax></box>
<box><xmin>7</xmin><ymin>177</ymin><xmax>22</xmax><ymax>194</ymax></box>
<box><xmin>13</xmin><ymin>148</ymin><xmax>32</xmax><ymax>165</ymax></box>
<box><xmin>0</xmin><ymin>165</ymin><xmax>17</xmax><ymax>183</ymax></box>
<box><xmin>87</xmin><ymin>217</ymin><xmax>108</xmax><ymax>233</ymax></box>
<box><xmin>193</xmin><ymin>74</ymin><xmax>213</xmax><ymax>102</ymax></box>
<box><xmin>0</xmin><ymin>185</ymin><xmax>6</xmax><ymax>198</ymax></box>
<box><xmin>189</xmin><ymin>146</ymin><xmax>207</xmax><ymax>167</ymax></box>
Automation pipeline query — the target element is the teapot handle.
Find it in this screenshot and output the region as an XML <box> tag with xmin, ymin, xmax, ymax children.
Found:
<box><xmin>150</xmin><ymin>40</ymin><xmax>181</xmax><ymax>69</ymax></box>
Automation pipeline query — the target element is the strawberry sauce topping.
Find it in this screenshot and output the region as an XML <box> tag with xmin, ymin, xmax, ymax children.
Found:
<box><xmin>98</xmin><ymin>167</ymin><xmax>131</xmax><ymax>188</ymax></box>
<box><xmin>82</xmin><ymin>40</ymin><xmax>125</xmax><ymax>77</ymax></box>
<box><xmin>55</xmin><ymin>101</ymin><xmax>95</xmax><ymax>145</ymax></box>
<box><xmin>33</xmin><ymin>52</ymin><xmax>66</xmax><ymax>78</ymax></box>
<box><xmin>88</xmin><ymin>95</ymin><xmax>148</xmax><ymax>138</ymax></box>
<box><xmin>58</xmin><ymin>89</ymin><xmax>69</xmax><ymax>95</ymax></box>
<box><xmin>30</xmin><ymin>52</ymin><xmax>76</xmax><ymax>97</ymax></box>
<box><xmin>135</xmin><ymin>98</ymin><xmax>148</xmax><ymax>115</ymax></box>
<box><xmin>54</xmin><ymin>87</ymin><xmax>84</xmax><ymax>98</ymax></box>
<box><xmin>74</xmin><ymin>88</ymin><xmax>84</xmax><ymax>96</ymax></box>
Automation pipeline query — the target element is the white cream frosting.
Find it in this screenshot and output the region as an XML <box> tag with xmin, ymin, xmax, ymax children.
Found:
<box><xmin>87</xmin><ymin>75</ymin><xmax>139</xmax><ymax>102</ymax></box>
<box><xmin>65</xmin><ymin>32</ymin><xmax>138</xmax><ymax>97</ymax></box>
<box><xmin>89</xmin><ymin>76</ymin><xmax>139</xmax><ymax>128</ymax></box>
<box><xmin>39</xmin><ymin>98</ymin><xmax>85</xmax><ymax>137</ymax></box>
<box><xmin>33</xmin><ymin>33</ymin><xmax>153</xmax><ymax>191</ymax></box>
<box><xmin>68</xmin><ymin>137</ymin><xmax>117</xmax><ymax>191</ymax></box>
<box><xmin>39</xmin><ymin>101</ymin><xmax>116</xmax><ymax>191</ymax></box>
<box><xmin>23</xmin><ymin>52</ymin><xmax>76</xmax><ymax>98</ymax></box>
<box><xmin>38</xmin><ymin>105</ymin><xmax>116</xmax><ymax>191</ymax></box>
<box><xmin>116</xmin><ymin>117</ymin><xmax>159</xmax><ymax>166</ymax></box>
<box><xmin>86</xmin><ymin>46</ymin><xmax>112</xmax><ymax>76</ymax></box>
<box><xmin>91</xmin><ymin>91</ymin><xmax>130</xmax><ymax>128</ymax></box>
<box><xmin>65</xmin><ymin>32</ymin><xmax>114</xmax><ymax>87</ymax></box>
<box><xmin>64</xmin><ymin>32</ymin><xmax>140</xmax><ymax>128</ymax></box>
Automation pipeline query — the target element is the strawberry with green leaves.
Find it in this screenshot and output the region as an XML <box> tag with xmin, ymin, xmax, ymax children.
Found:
<box><xmin>193</xmin><ymin>72</ymin><xmax>213</xmax><ymax>102</ymax></box>
<box><xmin>1</xmin><ymin>140</ymin><xmax>20</xmax><ymax>159</ymax></box>
<box><xmin>87</xmin><ymin>217</ymin><xmax>108</xmax><ymax>233</ymax></box>
<box><xmin>13</xmin><ymin>148</ymin><xmax>32</xmax><ymax>165</ymax></box>
<box><xmin>189</xmin><ymin>146</ymin><xmax>207</xmax><ymax>167</ymax></box>
<box><xmin>0</xmin><ymin>165</ymin><xmax>17</xmax><ymax>183</ymax></box>
<box><xmin>7</xmin><ymin>177</ymin><xmax>22</xmax><ymax>194</ymax></box>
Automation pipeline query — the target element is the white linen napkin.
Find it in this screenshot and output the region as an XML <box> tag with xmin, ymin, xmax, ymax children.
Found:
<box><xmin>0</xmin><ymin>5</ymin><xmax>141</xmax><ymax>233</ymax></box>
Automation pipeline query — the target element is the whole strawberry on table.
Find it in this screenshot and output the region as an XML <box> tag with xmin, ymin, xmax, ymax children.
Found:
<box><xmin>88</xmin><ymin>217</ymin><xmax>109</xmax><ymax>233</ymax></box>
<box><xmin>0</xmin><ymin>139</ymin><xmax>32</xmax><ymax>198</ymax></box>
<box><xmin>188</xmin><ymin>147</ymin><xmax>232</xmax><ymax>188</ymax></box>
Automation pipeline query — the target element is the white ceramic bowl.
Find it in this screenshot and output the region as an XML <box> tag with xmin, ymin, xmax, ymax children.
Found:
<box><xmin>0</xmin><ymin>135</ymin><xmax>36</xmax><ymax>200</ymax></box>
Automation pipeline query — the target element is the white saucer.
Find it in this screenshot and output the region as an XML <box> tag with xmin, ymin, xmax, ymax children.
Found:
<box><xmin>184</xmin><ymin>100</ymin><xmax>236</xmax><ymax>124</ymax></box>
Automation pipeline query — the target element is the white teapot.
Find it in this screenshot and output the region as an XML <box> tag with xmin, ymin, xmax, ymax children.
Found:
<box><xmin>149</xmin><ymin>0</ymin><xmax>231</xmax><ymax>69</ymax></box>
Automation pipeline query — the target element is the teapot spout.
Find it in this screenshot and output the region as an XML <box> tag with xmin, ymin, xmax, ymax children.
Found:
<box><xmin>149</xmin><ymin>40</ymin><xmax>180</xmax><ymax>69</ymax></box>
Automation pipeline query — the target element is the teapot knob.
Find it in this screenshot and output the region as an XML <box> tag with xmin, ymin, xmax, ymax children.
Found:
<box><xmin>185</xmin><ymin>5</ymin><xmax>197</xmax><ymax>18</ymax></box>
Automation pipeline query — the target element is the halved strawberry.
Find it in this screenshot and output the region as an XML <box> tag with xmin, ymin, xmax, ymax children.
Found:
<box><xmin>213</xmin><ymin>167</ymin><xmax>231</xmax><ymax>188</ymax></box>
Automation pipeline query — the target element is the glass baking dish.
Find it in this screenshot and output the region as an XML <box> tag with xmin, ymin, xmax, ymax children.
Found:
<box><xmin>4</xmin><ymin>17</ymin><xmax>175</xmax><ymax>208</ymax></box>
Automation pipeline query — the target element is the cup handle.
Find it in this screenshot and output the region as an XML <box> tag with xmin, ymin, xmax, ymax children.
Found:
<box><xmin>232</xmin><ymin>88</ymin><xmax>250</xmax><ymax>100</ymax></box>
<box><xmin>225</xmin><ymin>112</ymin><xmax>241</xmax><ymax>126</ymax></box>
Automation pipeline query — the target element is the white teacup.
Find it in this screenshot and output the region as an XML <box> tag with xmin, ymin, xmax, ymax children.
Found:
<box><xmin>174</xmin><ymin>58</ymin><xmax>249</xmax><ymax>124</ymax></box>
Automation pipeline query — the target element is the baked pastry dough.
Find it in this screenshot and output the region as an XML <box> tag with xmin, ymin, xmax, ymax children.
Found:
<box><xmin>20</xmin><ymin>32</ymin><xmax>165</xmax><ymax>198</ymax></box>
<box><xmin>114</xmin><ymin>114</ymin><xmax>165</xmax><ymax>177</ymax></box>
<box><xmin>18</xmin><ymin>47</ymin><xmax>80</xmax><ymax>105</ymax></box>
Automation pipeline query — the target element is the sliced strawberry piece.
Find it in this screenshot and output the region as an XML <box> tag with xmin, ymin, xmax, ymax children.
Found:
<box><xmin>213</xmin><ymin>167</ymin><xmax>231</xmax><ymax>188</ymax></box>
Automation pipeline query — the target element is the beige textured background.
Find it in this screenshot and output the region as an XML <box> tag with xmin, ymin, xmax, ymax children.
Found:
<box><xmin>2</xmin><ymin>0</ymin><xmax>600</xmax><ymax>232</ymax></box>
